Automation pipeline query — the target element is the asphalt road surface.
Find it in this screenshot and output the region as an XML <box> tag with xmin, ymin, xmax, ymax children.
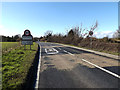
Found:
<box><xmin>36</xmin><ymin>42</ymin><xmax>119</xmax><ymax>88</ymax></box>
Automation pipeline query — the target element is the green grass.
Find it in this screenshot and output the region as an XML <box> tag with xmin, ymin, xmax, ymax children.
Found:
<box><xmin>2</xmin><ymin>42</ymin><xmax>38</xmax><ymax>89</ymax></box>
<box><xmin>1</xmin><ymin>42</ymin><xmax>21</xmax><ymax>53</ymax></box>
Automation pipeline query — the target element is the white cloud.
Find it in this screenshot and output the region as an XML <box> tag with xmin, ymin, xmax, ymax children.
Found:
<box><xmin>93</xmin><ymin>31</ymin><xmax>115</xmax><ymax>38</ymax></box>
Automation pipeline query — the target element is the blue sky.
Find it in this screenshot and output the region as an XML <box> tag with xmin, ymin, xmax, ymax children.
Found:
<box><xmin>0</xmin><ymin>2</ymin><xmax>118</xmax><ymax>38</ymax></box>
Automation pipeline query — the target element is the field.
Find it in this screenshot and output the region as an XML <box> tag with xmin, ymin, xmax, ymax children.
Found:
<box><xmin>2</xmin><ymin>42</ymin><xmax>21</xmax><ymax>54</ymax></box>
<box><xmin>2</xmin><ymin>42</ymin><xmax>38</xmax><ymax>89</ymax></box>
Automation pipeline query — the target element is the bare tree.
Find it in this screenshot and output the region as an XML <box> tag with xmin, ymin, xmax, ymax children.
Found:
<box><xmin>85</xmin><ymin>21</ymin><xmax>98</xmax><ymax>38</ymax></box>
<box><xmin>113</xmin><ymin>27</ymin><xmax>120</xmax><ymax>39</ymax></box>
<box><xmin>13</xmin><ymin>34</ymin><xmax>21</xmax><ymax>42</ymax></box>
<box><xmin>44</xmin><ymin>30</ymin><xmax>53</xmax><ymax>41</ymax></box>
<box><xmin>44</xmin><ymin>30</ymin><xmax>53</xmax><ymax>37</ymax></box>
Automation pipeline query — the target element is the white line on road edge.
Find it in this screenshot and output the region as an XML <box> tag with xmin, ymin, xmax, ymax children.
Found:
<box><xmin>63</xmin><ymin>50</ymin><xmax>74</xmax><ymax>56</ymax></box>
<box><xmin>82</xmin><ymin>59</ymin><xmax>120</xmax><ymax>79</ymax></box>
<box><xmin>35</xmin><ymin>44</ymin><xmax>42</xmax><ymax>89</ymax></box>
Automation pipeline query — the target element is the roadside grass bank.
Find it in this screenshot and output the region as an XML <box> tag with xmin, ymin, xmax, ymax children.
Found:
<box><xmin>2</xmin><ymin>42</ymin><xmax>38</xmax><ymax>89</ymax></box>
<box><xmin>78</xmin><ymin>41</ymin><xmax>119</xmax><ymax>56</ymax></box>
<box><xmin>73</xmin><ymin>44</ymin><xmax>119</xmax><ymax>56</ymax></box>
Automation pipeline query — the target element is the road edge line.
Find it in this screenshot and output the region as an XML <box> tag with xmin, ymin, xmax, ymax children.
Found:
<box><xmin>82</xmin><ymin>59</ymin><xmax>120</xmax><ymax>79</ymax></box>
<box><xmin>35</xmin><ymin>44</ymin><xmax>42</xmax><ymax>89</ymax></box>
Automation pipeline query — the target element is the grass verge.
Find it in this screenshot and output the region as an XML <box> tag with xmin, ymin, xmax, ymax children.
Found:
<box><xmin>2</xmin><ymin>42</ymin><xmax>38</xmax><ymax>89</ymax></box>
<box><xmin>2</xmin><ymin>42</ymin><xmax>21</xmax><ymax>54</ymax></box>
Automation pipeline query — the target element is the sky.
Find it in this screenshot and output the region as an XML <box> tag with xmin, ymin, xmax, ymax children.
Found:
<box><xmin>0</xmin><ymin>2</ymin><xmax>118</xmax><ymax>38</ymax></box>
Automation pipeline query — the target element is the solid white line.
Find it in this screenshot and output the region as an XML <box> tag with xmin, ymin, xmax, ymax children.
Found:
<box><xmin>63</xmin><ymin>50</ymin><xmax>74</xmax><ymax>56</ymax></box>
<box><xmin>82</xmin><ymin>59</ymin><xmax>120</xmax><ymax>79</ymax></box>
<box><xmin>35</xmin><ymin>44</ymin><xmax>42</xmax><ymax>89</ymax></box>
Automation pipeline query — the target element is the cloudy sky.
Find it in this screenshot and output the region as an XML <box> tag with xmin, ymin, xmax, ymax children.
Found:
<box><xmin>0</xmin><ymin>2</ymin><xmax>118</xmax><ymax>38</ymax></box>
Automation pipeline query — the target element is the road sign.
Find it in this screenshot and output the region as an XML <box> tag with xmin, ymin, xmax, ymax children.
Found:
<box><xmin>89</xmin><ymin>31</ymin><xmax>93</xmax><ymax>36</ymax></box>
<box><xmin>21</xmin><ymin>29</ymin><xmax>33</xmax><ymax>45</ymax></box>
<box><xmin>24</xmin><ymin>30</ymin><xmax>31</xmax><ymax>36</ymax></box>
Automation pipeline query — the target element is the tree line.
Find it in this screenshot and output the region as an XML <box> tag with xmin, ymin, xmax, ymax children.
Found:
<box><xmin>40</xmin><ymin>22</ymin><xmax>120</xmax><ymax>45</ymax></box>
<box><xmin>1</xmin><ymin>34</ymin><xmax>21</xmax><ymax>42</ymax></box>
<box><xmin>1</xmin><ymin>34</ymin><xmax>39</xmax><ymax>42</ymax></box>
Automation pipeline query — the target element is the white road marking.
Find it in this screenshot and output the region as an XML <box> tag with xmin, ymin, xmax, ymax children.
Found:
<box><xmin>53</xmin><ymin>48</ymin><xmax>59</xmax><ymax>53</ymax></box>
<box><xmin>45</xmin><ymin>48</ymin><xmax>47</xmax><ymax>54</ymax></box>
<box><xmin>82</xmin><ymin>59</ymin><xmax>120</xmax><ymax>79</ymax></box>
<box><xmin>57</xmin><ymin>47</ymin><xmax>61</xmax><ymax>50</ymax></box>
<box><xmin>63</xmin><ymin>50</ymin><xmax>74</xmax><ymax>56</ymax></box>
<box><xmin>45</xmin><ymin>48</ymin><xmax>59</xmax><ymax>54</ymax></box>
<box><xmin>49</xmin><ymin>49</ymin><xmax>53</xmax><ymax>51</ymax></box>
<box><xmin>35</xmin><ymin>44</ymin><xmax>42</xmax><ymax>89</ymax></box>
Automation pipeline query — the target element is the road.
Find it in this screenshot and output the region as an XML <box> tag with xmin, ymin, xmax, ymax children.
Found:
<box><xmin>36</xmin><ymin>42</ymin><xmax>119</xmax><ymax>88</ymax></box>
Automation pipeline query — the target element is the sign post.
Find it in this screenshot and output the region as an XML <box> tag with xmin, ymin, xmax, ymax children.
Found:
<box><xmin>89</xmin><ymin>31</ymin><xmax>93</xmax><ymax>48</ymax></box>
<box><xmin>30</xmin><ymin>45</ymin><xmax>31</xmax><ymax>50</ymax></box>
<box><xmin>21</xmin><ymin>29</ymin><xmax>33</xmax><ymax>50</ymax></box>
<box><xmin>24</xmin><ymin>45</ymin><xmax>26</xmax><ymax>50</ymax></box>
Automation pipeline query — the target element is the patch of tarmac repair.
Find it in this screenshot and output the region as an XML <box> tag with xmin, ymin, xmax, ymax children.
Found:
<box><xmin>69</xmin><ymin>59</ymin><xmax>75</xmax><ymax>62</ymax></box>
<box><xmin>47</xmin><ymin>64</ymin><xmax>55</xmax><ymax>68</ymax></box>
<box><xmin>44</xmin><ymin>62</ymin><xmax>51</xmax><ymax>64</ymax></box>
<box><xmin>43</xmin><ymin>57</ymin><xmax>52</xmax><ymax>61</ymax></box>
<box><xmin>102</xmin><ymin>61</ymin><xmax>106</xmax><ymax>63</ymax></box>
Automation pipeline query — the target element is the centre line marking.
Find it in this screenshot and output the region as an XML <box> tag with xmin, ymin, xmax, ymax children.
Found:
<box><xmin>63</xmin><ymin>50</ymin><xmax>74</xmax><ymax>56</ymax></box>
<box><xmin>57</xmin><ymin>47</ymin><xmax>61</xmax><ymax>50</ymax></box>
<box><xmin>82</xmin><ymin>59</ymin><xmax>120</xmax><ymax>79</ymax></box>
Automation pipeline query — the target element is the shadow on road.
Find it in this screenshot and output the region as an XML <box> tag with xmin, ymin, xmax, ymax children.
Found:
<box><xmin>103</xmin><ymin>66</ymin><xmax>120</xmax><ymax>76</ymax></box>
<box><xmin>39</xmin><ymin>63</ymin><xmax>119</xmax><ymax>88</ymax></box>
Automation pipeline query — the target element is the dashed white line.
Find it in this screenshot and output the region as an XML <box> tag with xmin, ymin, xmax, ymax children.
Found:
<box><xmin>82</xmin><ymin>59</ymin><xmax>120</xmax><ymax>79</ymax></box>
<box><xmin>63</xmin><ymin>50</ymin><xmax>67</xmax><ymax>53</ymax></box>
<box><xmin>63</xmin><ymin>50</ymin><xmax>74</xmax><ymax>56</ymax></box>
<box><xmin>57</xmin><ymin>47</ymin><xmax>61</xmax><ymax>50</ymax></box>
<box><xmin>35</xmin><ymin>44</ymin><xmax>42</xmax><ymax>89</ymax></box>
